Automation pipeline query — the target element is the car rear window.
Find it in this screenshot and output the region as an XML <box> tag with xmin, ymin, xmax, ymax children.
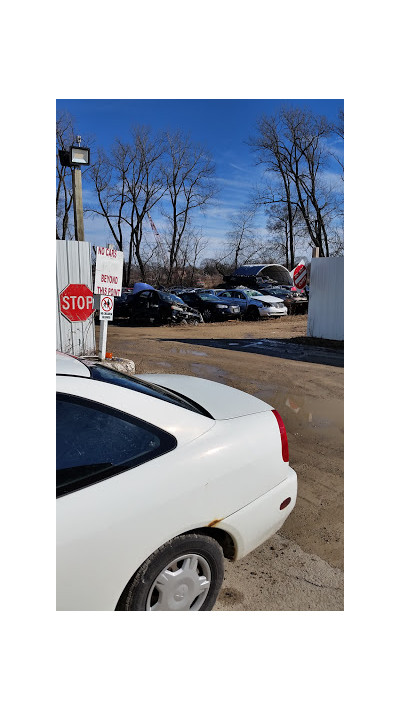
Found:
<box><xmin>57</xmin><ymin>394</ymin><xmax>177</xmax><ymax>497</ymax></box>
<box><xmin>89</xmin><ymin>365</ymin><xmax>213</xmax><ymax>418</ymax></box>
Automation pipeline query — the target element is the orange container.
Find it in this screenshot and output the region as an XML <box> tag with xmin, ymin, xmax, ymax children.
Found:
<box><xmin>105</xmin><ymin>352</ymin><xmax>113</xmax><ymax>359</ymax></box>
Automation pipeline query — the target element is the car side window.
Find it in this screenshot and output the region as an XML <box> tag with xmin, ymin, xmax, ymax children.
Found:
<box><xmin>137</xmin><ymin>291</ymin><xmax>151</xmax><ymax>303</ymax></box>
<box><xmin>56</xmin><ymin>394</ymin><xmax>177</xmax><ymax>497</ymax></box>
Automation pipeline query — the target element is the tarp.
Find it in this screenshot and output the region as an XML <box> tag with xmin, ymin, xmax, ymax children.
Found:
<box><xmin>131</xmin><ymin>282</ymin><xmax>155</xmax><ymax>294</ymax></box>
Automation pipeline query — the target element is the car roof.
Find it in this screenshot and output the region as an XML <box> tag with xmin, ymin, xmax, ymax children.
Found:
<box><xmin>56</xmin><ymin>352</ymin><xmax>91</xmax><ymax>378</ymax></box>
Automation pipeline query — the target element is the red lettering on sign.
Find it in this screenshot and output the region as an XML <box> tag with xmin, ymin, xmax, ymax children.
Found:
<box><xmin>59</xmin><ymin>284</ymin><xmax>94</xmax><ymax>322</ymax></box>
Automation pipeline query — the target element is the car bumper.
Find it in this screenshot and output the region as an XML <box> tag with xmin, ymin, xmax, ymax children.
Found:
<box><xmin>214</xmin><ymin>467</ymin><xmax>297</xmax><ymax>560</ymax></box>
<box><xmin>265</xmin><ymin>308</ymin><xmax>288</xmax><ymax>317</ymax></box>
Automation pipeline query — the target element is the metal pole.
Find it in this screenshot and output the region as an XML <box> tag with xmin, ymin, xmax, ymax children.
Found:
<box><xmin>312</xmin><ymin>247</ymin><xmax>320</xmax><ymax>258</ymax></box>
<box><xmin>72</xmin><ymin>167</ymin><xmax>85</xmax><ymax>241</ymax></box>
<box><xmin>99</xmin><ymin>316</ymin><xmax>108</xmax><ymax>360</ymax></box>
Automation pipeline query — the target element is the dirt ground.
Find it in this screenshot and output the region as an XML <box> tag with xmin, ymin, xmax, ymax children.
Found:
<box><xmin>100</xmin><ymin>315</ymin><xmax>344</xmax><ymax>611</ymax></box>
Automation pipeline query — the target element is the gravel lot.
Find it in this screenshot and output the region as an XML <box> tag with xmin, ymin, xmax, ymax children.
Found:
<box><xmin>100</xmin><ymin>314</ymin><xmax>344</xmax><ymax>611</ymax></box>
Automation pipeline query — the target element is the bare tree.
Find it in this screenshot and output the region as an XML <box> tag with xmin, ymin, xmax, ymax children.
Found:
<box><xmin>251</xmin><ymin>115</ymin><xmax>297</xmax><ymax>268</ymax></box>
<box><xmin>176</xmin><ymin>226</ymin><xmax>208</xmax><ymax>285</ymax></box>
<box><xmin>283</xmin><ymin>107</ymin><xmax>336</xmax><ymax>256</ymax></box>
<box><xmin>262</xmin><ymin>202</ymin><xmax>307</xmax><ymax>267</ymax></box>
<box><xmin>251</xmin><ymin>107</ymin><xmax>344</xmax><ymax>258</ymax></box>
<box><xmin>219</xmin><ymin>206</ymin><xmax>264</xmax><ymax>269</ymax></box>
<box><xmin>161</xmin><ymin>130</ymin><xmax>218</xmax><ymax>283</ymax></box>
<box><xmin>88</xmin><ymin>127</ymin><xmax>166</xmax><ymax>283</ymax></box>
<box><xmin>56</xmin><ymin>111</ymin><xmax>75</xmax><ymax>239</ymax></box>
<box><xmin>330</xmin><ymin>109</ymin><xmax>344</xmax><ymax>180</ymax></box>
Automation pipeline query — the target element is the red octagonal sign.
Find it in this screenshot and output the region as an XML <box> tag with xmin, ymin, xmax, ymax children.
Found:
<box><xmin>293</xmin><ymin>264</ymin><xmax>307</xmax><ymax>289</ymax></box>
<box><xmin>59</xmin><ymin>283</ymin><xmax>94</xmax><ymax>322</ymax></box>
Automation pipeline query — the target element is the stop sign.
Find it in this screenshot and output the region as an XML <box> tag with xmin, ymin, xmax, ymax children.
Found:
<box><xmin>59</xmin><ymin>283</ymin><xmax>94</xmax><ymax>322</ymax></box>
<box><xmin>293</xmin><ymin>264</ymin><xmax>307</xmax><ymax>289</ymax></box>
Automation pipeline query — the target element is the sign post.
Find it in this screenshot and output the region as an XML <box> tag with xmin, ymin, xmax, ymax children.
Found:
<box><xmin>94</xmin><ymin>246</ymin><xmax>124</xmax><ymax>359</ymax></box>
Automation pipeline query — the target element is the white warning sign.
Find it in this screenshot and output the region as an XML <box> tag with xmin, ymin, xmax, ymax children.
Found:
<box><xmin>99</xmin><ymin>295</ymin><xmax>114</xmax><ymax>321</ymax></box>
<box><xmin>94</xmin><ymin>247</ymin><xmax>124</xmax><ymax>297</ymax></box>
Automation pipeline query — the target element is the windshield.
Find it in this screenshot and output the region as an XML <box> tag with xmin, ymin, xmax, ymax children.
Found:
<box><xmin>267</xmin><ymin>290</ymin><xmax>288</xmax><ymax>297</ymax></box>
<box><xmin>243</xmin><ymin>289</ymin><xmax>263</xmax><ymax>297</ymax></box>
<box><xmin>160</xmin><ymin>293</ymin><xmax>185</xmax><ymax>305</ymax></box>
<box><xmin>199</xmin><ymin>294</ymin><xmax>220</xmax><ymax>302</ymax></box>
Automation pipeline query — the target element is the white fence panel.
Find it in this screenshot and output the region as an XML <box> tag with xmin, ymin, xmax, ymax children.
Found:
<box><xmin>307</xmin><ymin>257</ymin><xmax>344</xmax><ymax>341</ymax></box>
<box><xmin>56</xmin><ymin>241</ymin><xmax>96</xmax><ymax>356</ymax></box>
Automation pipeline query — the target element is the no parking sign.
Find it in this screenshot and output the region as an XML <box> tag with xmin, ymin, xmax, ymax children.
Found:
<box><xmin>99</xmin><ymin>295</ymin><xmax>114</xmax><ymax>321</ymax></box>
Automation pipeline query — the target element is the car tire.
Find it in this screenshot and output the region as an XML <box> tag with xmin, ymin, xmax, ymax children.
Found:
<box><xmin>116</xmin><ymin>533</ymin><xmax>224</xmax><ymax>611</ymax></box>
<box><xmin>203</xmin><ymin>308</ymin><xmax>213</xmax><ymax>322</ymax></box>
<box><xmin>247</xmin><ymin>306</ymin><xmax>260</xmax><ymax>321</ymax></box>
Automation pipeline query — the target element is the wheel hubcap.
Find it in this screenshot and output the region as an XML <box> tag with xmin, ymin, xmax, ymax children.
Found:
<box><xmin>145</xmin><ymin>553</ymin><xmax>211</xmax><ymax>611</ymax></box>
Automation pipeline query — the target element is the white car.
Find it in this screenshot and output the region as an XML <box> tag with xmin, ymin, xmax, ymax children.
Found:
<box><xmin>57</xmin><ymin>352</ymin><xmax>297</xmax><ymax>611</ymax></box>
<box><xmin>218</xmin><ymin>288</ymin><xmax>288</xmax><ymax>319</ymax></box>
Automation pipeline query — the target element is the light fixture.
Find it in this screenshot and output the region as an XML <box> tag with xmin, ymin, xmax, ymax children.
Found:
<box><xmin>70</xmin><ymin>145</ymin><xmax>90</xmax><ymax>166</ymax></box>
<box><xmin>58</xmin><ymin>135</ymin><xmax>90</xmax><ymax>168</ymax></box>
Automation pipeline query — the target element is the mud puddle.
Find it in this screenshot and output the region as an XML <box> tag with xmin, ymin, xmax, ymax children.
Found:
<box><xmin>189</xmin><ymin>363</ymin><xmax>231</xmax><ymax>380</ymax></box>
<box><xmin>254</xmin><ymin>384</ymin><xmax>343</xmax><ymax>443</ymax></box>
<box><xmin>166</xmin><ymin>337</ymin><xmax>344</xmax><ymax>367</ymax></box>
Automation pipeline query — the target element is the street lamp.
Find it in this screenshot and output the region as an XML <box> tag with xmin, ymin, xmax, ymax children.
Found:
<box><xmin>58</xmin><ymin>135</ymin><xmax>90</xmax><ymax>242</ymax></box>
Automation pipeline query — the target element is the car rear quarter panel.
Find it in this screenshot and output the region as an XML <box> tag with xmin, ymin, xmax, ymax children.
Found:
<box><xmin>56</xmin><ymin>403</ymin><xmax>291</xmax><ymax>610</ymax></box>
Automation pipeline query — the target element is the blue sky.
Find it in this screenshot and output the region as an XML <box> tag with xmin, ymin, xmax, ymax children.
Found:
<box><xmin>57</xmin><ymin>98</ymin><xmax>344</xmax><ymax>261</ymax></box>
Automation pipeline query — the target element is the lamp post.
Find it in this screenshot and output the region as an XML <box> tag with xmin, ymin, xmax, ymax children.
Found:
<box><xmin>58</xmin><ymin>136</ymin><xmax>90</xmax><ymax>242</ymax></box>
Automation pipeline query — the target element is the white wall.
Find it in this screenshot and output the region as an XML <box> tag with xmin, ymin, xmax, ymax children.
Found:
<box><xmin>307</xmin><ymin>257</ymin><xmax>344</xmax><ymax>341</ymax></box>
<box><xmin>56</xmin><ymin>241</ymin><xmax>96</xmax><ymax>356</ymax></box>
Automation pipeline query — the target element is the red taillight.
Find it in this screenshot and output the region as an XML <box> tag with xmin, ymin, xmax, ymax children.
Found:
<box><xmin>272</xmin><ymin>409</ymin><xmax>289</xmax><ymax>462</ymax></box>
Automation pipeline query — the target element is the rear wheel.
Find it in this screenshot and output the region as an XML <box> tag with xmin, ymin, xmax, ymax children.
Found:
<box><xmin>116</xmin><ymin>534</ymin><xmax>224</xmax><ymax>611</ymax></box>
<box><xmin>203</xmin><ymin>308</ymin><xmax>213</xmax><ymax>322</ymax></box>
<box><xmin>247</xmin><ymin>306</ymin><xmax>260</xmax><ymax>321</ymax></box>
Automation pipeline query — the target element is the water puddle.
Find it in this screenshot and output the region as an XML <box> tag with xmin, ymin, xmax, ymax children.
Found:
<box><xmin>254</xmin><ymin>384</ymin><xmax>343</xmax><ymax>436</ymax></box>
<box><xmin>170</xmin><ymin>347</ymin><xmax>208</xmax><ymax>357</ymax></box>
<box><xmin>190</xmin><ymin>363</ymin><xmax>230</xmax><ymax>380</ymax></box>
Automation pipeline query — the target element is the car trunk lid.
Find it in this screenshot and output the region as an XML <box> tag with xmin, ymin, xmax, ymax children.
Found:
<box><xmin>138</xmin><ymin>374</ymin><xmax>272</xmax><ymax>420</ymax></box>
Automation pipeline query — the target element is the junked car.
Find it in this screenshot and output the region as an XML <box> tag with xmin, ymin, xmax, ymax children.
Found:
<box><xmin>57</xmin><ymin>353</ymin><xmax>297</xmax><ymax>611</ymax></box>
<box><xmin>259</xmin><ymin>287</ymin><xmax>308</xmax><ymax>315</ymax></box>
<box><xmin>178</xmin><ymin>291</ymin><xmax>241</xmax><ymax>322</ymax></box>
<box><xmin>113</xmin><ymin>289</ymin><xmax>202</xmax><ymax>325</ymax></box>
<box><xmin>218</xmin><ymin>287</ymin><xmax>288</xmax><ymax>320</ymax></box>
